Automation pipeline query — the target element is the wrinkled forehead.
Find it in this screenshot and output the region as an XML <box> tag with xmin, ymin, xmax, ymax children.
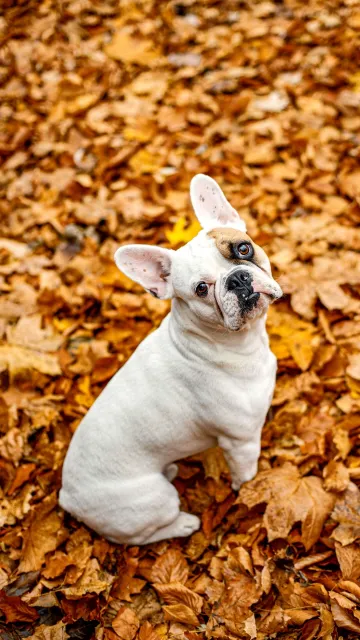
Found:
<box><xmin>208</xmin><ymin>227</ymin><xmax>270</xmax><ymax>271</ymax></box>
<box><xmin>172</xmin><ymin>228</ymin><xmax>271</xmax><ymax>282</ymax></box>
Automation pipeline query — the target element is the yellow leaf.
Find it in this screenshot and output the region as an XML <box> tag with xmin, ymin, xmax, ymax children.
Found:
<box><xmin>128</xmin><ymin>149</ymin><xmax>163</xmax><ymax>175</ymax></box>
<box><xmin>267</xmin><ymin>308</ymin><xmax>318</xmax><ymax>371</ymax></box>
<box><xmin>52</xmin><ymin>318</ymin><xmax>74</xmax><ymax>333</ymax></box>
<box><xmin>165</xmin><ymin>217</ymin><xmax>201</xmax><ymax>248</ymax></box>
<box><xmin>349</xmin><ymin>72</ymin><xmax>360</xmax><ymax>93</ymax></box>
<box><xmin>75</xmin><ymin>376</ymin><xmax>94</xmax><ymax>408</ymax></box>
<box><xmin>346</xmin><ymin>375</ymin><xmax>360</xmax><ymax>399</ymax></box>
<box><xmin>104</xmin><ymin>31</ymin><xmax>160</xmax><ymax>65</ymax></box>
<box><xmin>123</xmin><ymin>125</ymin><xmax>155</xmax><ymax>142</ymax></box>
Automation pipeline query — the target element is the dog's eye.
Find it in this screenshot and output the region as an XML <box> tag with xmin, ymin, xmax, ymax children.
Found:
<box><xmin>196</xmin><ymin>282</ymin><xmax>209</xmax><ymax>297</ymax></box>
<box><xmin>235</xmin><ymin>242</ymin><xmax>254</xmax><ymax>259</ymax></box>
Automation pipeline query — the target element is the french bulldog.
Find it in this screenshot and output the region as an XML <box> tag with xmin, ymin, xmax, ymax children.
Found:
<box><xmin>60</xmin><ymin>175</ymin><xmax>282</xmax><ymax>545</ymax></box>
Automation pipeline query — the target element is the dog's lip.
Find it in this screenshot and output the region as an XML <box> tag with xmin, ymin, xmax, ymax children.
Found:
<box><xmin>214</xmin><ymin>287</ymin><xmax>224</xmax><ymax>321</ymax></box>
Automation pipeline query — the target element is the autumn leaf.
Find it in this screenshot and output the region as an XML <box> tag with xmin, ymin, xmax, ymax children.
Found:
<box><xmin>19</xmin><ymin>493</ymin><xmax>64</xmax><ymax>573</ymax></box>
<box><xmin>137</xmin><ymin>621</ymin><xmax>161</xmax><ymax>640</ymax></box>
<box><xmin>112</xmin><ymin>606</ymin><xmax>140</xmax><ymax>640</ymax></box>
<box><xmin>238</xmin><ymin>463</ymin><xmax>335</xmax><ymax>549</ymax></box>
<box><xmin>30</xmin><ymin>621</ymin><xmax>68</xmax><ymax>639</ymax></box>
<box><xmin>163</xmin><ymin>603</ymin><xmax>199</xmax><ymax>626</ymax></box>
<box><xmin>154</xmin><ymin>582</ymin><xmax>203</xmax><ymax>615</ymax></box>
<box><xmin>105</xmin><ymin>31</ymin><xmax>161</xmax><ymax>65</ymax></box>
<box><xmin>3</xmin><ymin>1</ymin><xmax>360</xmax><ymax>638</ymax></box>
<box><xmin>151</xmin><ymin>550</ymin><xmax>189</xmax><ymax>585</ymax></box>
<box><xmin>0</xmin><ymin>345</ymin><xmax>61</xmax><ymax>379</ymax></box>
<box><xmin>331</xmin><ymin>482</ymin><xmax>360</xmax><ymax>545</ymax></box>
<box><xmin>0</xmin><ymin>589</ymin><xmax>39</xmax><ymax>622</ymax></box>
<box><xmin>165</xmin><ymin>217</ymin><xmax>201</xmax><ymax>248</ymax></box>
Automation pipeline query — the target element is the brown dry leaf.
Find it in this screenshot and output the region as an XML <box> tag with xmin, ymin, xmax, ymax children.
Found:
<box><xmin>330</xmin><ymin>599</ymin><xmax>360</xmax><ymax>633</ymax></box>
<box><xmin>154</xmin><ymin>583</ymin><xmax>203</xmax><ymax>615</ymax></box>
<box><xmin>137</xmin><ymin>621</ymin><xmax>161</xmax><ymax>640</ymax></box>
<box><xmin>238</xmin><ymin>463</ymin><xmax>335</xmax><ymax>549</ymax></box>
<box><xmin>0</xmin><ymin>589</ymin><xmax>39</xmax><ymax>622</ymax></box>
<box><xmin>61</xmin><ymin>558</ymin><xmax>114</xmax><ymax>597</ymax></box>
<box><xmin>335</xmin><ymin>542</ymin><xmax>360</xmax><ymax>580</ymax></box>
<box><xmin>19</xmin><ymin>494</ymin><xmax>64</xmax><ymax>573</ymax></box>
<box><xmin>3</xmin><ymin>1</ymin><xmax>360</xmax><ymax>637</ymax></box>
<box><xmin>199</xmin><ymin>447</ymin><xmax>228</xmax><ymax>481</ymax></box>
<box><xmin>31</xmin><ymin>621</ymin><xmax>68</xmax><ymax>640</ymax></box>
<box><xmin>163</xmin><ymin>603</ymin><xmax>199</xmax><ymax>626</ymax></box>
<box><xmin>323</xmin><ymin>460</ymin><xmax>350</xmax><ymax>492</ymax></box>
<box><xmin>331</xmin><ymin>482</ymin><xmax>360</xmax><ymax>545</ymax></box>
<box><xmin>112</xmin><ymin>606</ymin><xmax>140</xmax><ymax>640</ymax></box>
<box><xmin>151</xmin><ymin>550</ymin><xmax>189</xmax><ymax>585</ymax></box>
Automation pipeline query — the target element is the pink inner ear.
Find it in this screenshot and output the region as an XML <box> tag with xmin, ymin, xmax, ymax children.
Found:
<box><xmin>115</xmin><ymin>245</ymin><xmax>173</xmax><ymax>299</ymax></box>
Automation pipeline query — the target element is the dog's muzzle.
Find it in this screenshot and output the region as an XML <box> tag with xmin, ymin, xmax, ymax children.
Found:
<box><xmin>225</xmin><ymin>269</ymin><xmax>260</xmax><ymax>311</ymax></box>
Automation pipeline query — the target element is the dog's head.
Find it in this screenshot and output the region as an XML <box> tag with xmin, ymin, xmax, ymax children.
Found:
<box><xmin>115</xmin><ymin>175</ymin><xmax>282</xmax><ymax>332</ymax></box>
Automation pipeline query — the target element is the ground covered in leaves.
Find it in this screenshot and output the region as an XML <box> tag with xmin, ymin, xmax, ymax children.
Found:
<box><xmin>1</xmin><ymin>0</ymin><xmax>360</xmax><ymax>638</ymax></box>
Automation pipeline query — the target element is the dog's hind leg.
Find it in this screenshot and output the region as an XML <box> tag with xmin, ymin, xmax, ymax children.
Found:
<box><xmin>136</xmin><ymin>511</ymin><xmax>200</xmax><ymax>544</ymax></box>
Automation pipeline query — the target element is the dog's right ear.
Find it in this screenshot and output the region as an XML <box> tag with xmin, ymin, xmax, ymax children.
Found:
<box><xmin>114</xmin><ymin>245</ymin><xmax>174</xmax><ymax>299</ymax></box>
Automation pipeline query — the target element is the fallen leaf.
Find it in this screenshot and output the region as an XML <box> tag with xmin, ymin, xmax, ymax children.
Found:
<box><xmin>0</xmin><ymin>345</ymin><xmax>61</xmax><ymax>379</ymax></box>
<box><xmin>331</xmin><ymin>483</ymin><xmax>360</xmax><ymax>545</ymax></box>
<box><xmin>323</xmin><ymin>461</ymin><xmax>350</xmax><ymax>492</ymax></box>
<box><xmin>154</xmin><ymin>582</ymin><xmax>203</xmax><ymax>615</ymax></box>
<box><xmin>112</xmin><ymin>606</ymin><xmax>140</xmax><ymax>640</ymax></box>
<box><xmin>151</xmin><ymin>550</ymin><xmax>189</xmax><ymax>585</ymax></box>
<box><xmin>163</xmin><ymin>603</ymin><xmax>199</xmax><ymax>626</ymax></box>
<box><xmin>238</xmin><ymin>463</ymin><xmax>335</xmax><ymax>549</ymax></box>
<box><xmin>19</xmin><ymin>494</ymin><xmax>64</xmax><ymax>573</ymax></box>
<box><xmin>0</xmin><ymin>589</ymin><xmax>39</xmax><ymax>622</ymax></box>
<box><xmin>335</xmin><ymin>542</ymin><xmax>360</xmax><ymax>580</ymax></box>
<box><xmin>165</xmin><ymin>217</ymin><xmax>201</xmax><ymax>248</ymax></box>
<box><xmin>105</xmin><ymin>31</ymin><xmax>160</xmax><ymax>65</ymax></box>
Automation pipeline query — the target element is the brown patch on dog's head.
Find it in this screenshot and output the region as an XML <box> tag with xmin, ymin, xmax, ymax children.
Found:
<box><xmin>208</xmin><ymin>227</ymin><xmax>270</xmax><ymax>272</ymax></box>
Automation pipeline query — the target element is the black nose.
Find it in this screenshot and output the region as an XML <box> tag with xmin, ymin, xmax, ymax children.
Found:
<box><xmin>227</xmin><ymin>270</ymin><xmax>252</xmax><ymax>291</ymax></box>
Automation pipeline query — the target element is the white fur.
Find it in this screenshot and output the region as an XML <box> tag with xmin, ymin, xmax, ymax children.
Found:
<box><xmin>60</xmin><ymin>175</ymin><xmax>281</xmax><ymax>545</ymax></box>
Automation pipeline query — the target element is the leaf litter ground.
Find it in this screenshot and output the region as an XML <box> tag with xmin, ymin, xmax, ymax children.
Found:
<box><xmin>1</xmin><ymin>0</ymin><xmax>360</xmax><ymax>638</ymax></box>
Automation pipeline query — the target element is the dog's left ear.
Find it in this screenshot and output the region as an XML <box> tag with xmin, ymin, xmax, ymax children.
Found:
<box><xmin>190</xmin><ymin>174</ymin><xmax>246</xmax><ymax>232</ymax></box>
<box><xmin>114</xmin><ymin>245</ymin><xmax>174</xmax><ymax>299</ymax></box>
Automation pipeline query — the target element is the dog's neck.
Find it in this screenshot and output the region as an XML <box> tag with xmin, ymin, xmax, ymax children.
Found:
<box><xmin>167</xmin><ymin>298</ymin><xmax>270</xmax><ymax>368</ymax></box>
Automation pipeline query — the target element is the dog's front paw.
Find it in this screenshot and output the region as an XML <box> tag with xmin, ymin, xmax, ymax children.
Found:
<box><xmin>231</xmin><ymin>479</ymin><xmax>242</xmax><ymax>491</ymax></box>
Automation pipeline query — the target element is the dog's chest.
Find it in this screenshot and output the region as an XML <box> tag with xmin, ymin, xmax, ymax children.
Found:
<box><xmin>196</xmin><ymin>350</ymin><xmax>276</xmax><ymax>434</ymax></box>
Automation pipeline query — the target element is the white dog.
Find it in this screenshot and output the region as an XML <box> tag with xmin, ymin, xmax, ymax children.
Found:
<box><xmin>60</xmin><ymin>175</ymin><xmax>282</xmax><ymax>545</ymax></box>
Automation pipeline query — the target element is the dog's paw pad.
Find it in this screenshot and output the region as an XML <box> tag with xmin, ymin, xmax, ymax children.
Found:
<box><xmin>177</xmin><ymin>512</ymin><xmax>201</xmax><ymax>536</ymax></box>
